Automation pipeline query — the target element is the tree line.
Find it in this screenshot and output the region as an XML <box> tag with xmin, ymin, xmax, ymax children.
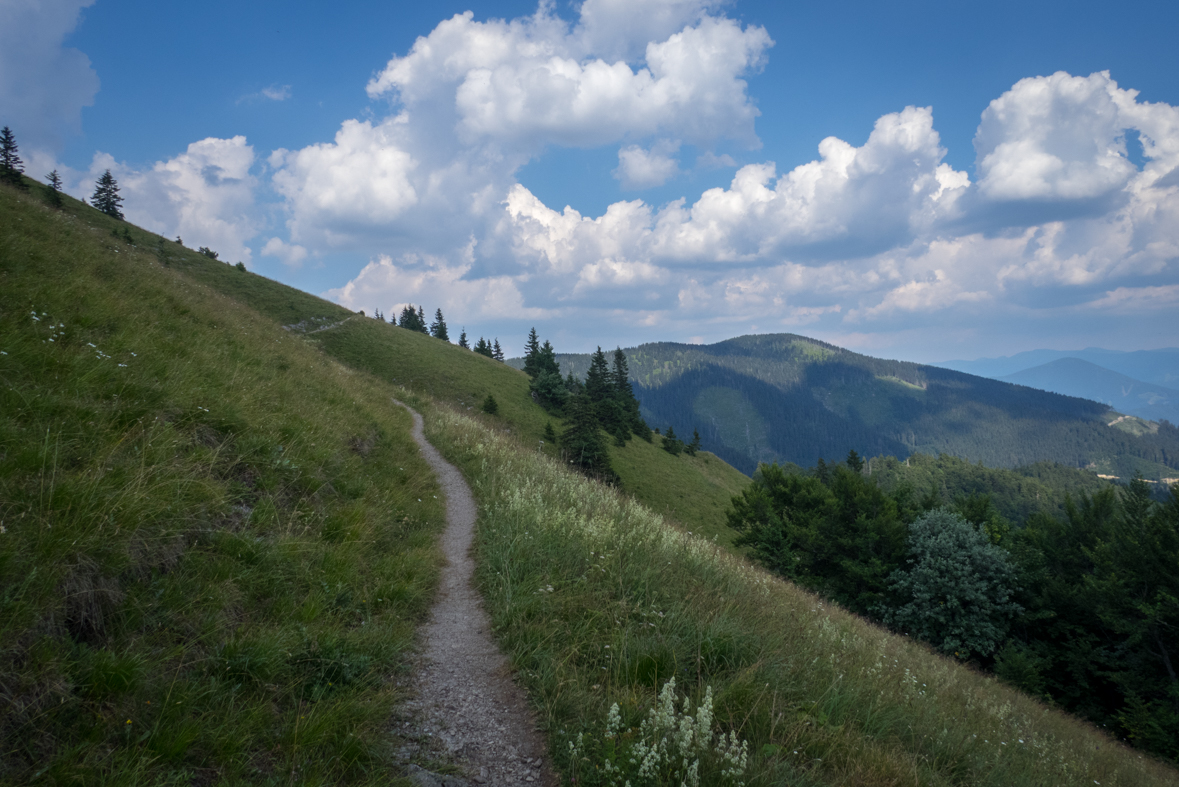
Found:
<box><xmin>727</xmin><ymin>454</ymin><xmax>1179</xmax><ymax>762</ymax></box>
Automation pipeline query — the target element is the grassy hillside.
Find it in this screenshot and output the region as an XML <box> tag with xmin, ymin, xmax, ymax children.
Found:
<box><xmin>301</xmin><ymin>316</ymin><xmax>750</xmax><ymax>542</ymax></box>
<box><xmin>0</xmin><ymin>183</ymin><xmax>445</xmax><ymax>784</ymax></box>
<box><xmin>423</xmin><ymin>405</ymin><xmax>1179</xmax><ymax>787</ymax></box>
<box><xmin>5</xmin><ymin>179</ymin><xmax>1177</xmax><ymax>785</ymax></box>
<box><xmin>544</xmin><ymin>335</ymin><xmax>1179</xmax><ymax>480</ymax></box>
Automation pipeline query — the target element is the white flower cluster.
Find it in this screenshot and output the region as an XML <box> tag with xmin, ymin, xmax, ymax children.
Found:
<box><xmin>594</xmin><ymin>678</ymin><xmax>749</xmax><ymax>787</ymax></box>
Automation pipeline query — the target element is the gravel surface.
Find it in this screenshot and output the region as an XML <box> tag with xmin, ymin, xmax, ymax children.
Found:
<box><xmin>395</xmin><ymin>402</ymin><xmax>557</xmax><ymax>787</ymax></box>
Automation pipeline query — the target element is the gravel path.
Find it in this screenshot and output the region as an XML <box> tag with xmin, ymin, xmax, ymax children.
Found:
<box><xmin>395</xmin><ymin>401</ymin><xmax>557</xmax><ymax>787</ymax></box>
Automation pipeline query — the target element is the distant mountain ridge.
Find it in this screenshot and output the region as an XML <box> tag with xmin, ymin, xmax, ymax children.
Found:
<box><xmin>516</xmin><ymin>334</ymin><xmax>1179</xmax><ymax>479</ymax></box>
<box><xmin>936</xmin><ymin>347</ymin><xmax>1179</xmax><ymax>388</ymax></box>
<box><xmin>1000</xmin><ymin>358</ymin><xmax>1179</xmax><ymax>425</ymax></box>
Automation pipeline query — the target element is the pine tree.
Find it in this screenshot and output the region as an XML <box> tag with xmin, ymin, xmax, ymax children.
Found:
<box><xmin>493</xmin><ymin>338</ymin><xmax>504</xmax><ymax>361</ymax></box>
<box><xmin>92</xmin><ymin>170</ymin><xmax>124</xmax><ymax>219</ymax></box>
<box><xmin>1</xmin><ymin>127</ymin><xmax>26</xmax><ymax>189</ymax></box>
<box><xmin>45</xmin><ymin>169</ymin><xmax>63</xmax><ymax>208</ymax></box>
<box><xmin>416</xmin><ymin>306</ymin><xmax>428</xmax><ymax>334</ymax></box>
<box><xmin>543</xmin><ymin>421</ymin><xmax>557</xmax><ymax>444</ymax></box>
<box><xmin>523</xmin><ymin>327</ymin><xmax>541</xmax><ymax>377</ymax></box>
<box><xmin>458</xmin><ymin>329</ymin><xmax>470</xmax><ymax>349</ymax></box>
<box><xmin>474</xmin><ymin>337</ymin><xmax>494</xmax><ymax>358</ymax></box>
<box><xmin>481</xmin><ymin>394</ymin><xmax>499</xmax><ymax>415</ymax></box>
<box><xmin>686</xmin><ymin>429</ymin><xmax>701</xmax><ymax>456</ymax></box>
<box><xmin>430</xmin><ymin>308</ymin><xmax>449</xmax><ymax>341</ymax></box>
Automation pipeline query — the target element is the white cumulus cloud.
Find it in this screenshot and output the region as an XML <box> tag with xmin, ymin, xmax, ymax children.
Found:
<box><xmin>0</xmin><ymin>0</ymin><xmax>98</xmax><ymax>152</ymax></box>
<box><xmin>87</xmin><ymin>136</ymin><xmax>259</xmax><ymax>264</ymax></box>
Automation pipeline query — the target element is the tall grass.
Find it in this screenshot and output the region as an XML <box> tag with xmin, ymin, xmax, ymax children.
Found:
<box><xmin>424</xmin><ymin>405</ymin><xmax>1178</xmax><ymax>787</ymax></box>
<box><xmin>1</xmin><ymin>184</ymin><xmax>444</xmax><ymax>785</ymax></box>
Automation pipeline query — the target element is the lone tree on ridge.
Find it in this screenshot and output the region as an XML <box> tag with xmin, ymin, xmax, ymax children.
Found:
<box><xmin>92</xmin><ymin>169</ymin><xmax>124</xmax><ymax>219</ymax></box>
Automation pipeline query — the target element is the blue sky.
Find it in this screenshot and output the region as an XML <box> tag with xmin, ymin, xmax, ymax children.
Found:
<box><xmin>5</xmin><ymin>0</ymin><xmax>1179</xmax><ymax>362</ymax></box>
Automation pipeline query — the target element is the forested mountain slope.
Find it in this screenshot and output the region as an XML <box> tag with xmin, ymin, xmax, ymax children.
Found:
<box><xmin>537</xmin><ymin>334</ymin><xmax>1179</xmax><ymax>478</ymax></box>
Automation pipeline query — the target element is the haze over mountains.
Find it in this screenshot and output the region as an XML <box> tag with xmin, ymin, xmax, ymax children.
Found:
<box><xmin>935</xmin><ymin>348</ymin><xmax>1179</xmax><ymax>425</ymax></box>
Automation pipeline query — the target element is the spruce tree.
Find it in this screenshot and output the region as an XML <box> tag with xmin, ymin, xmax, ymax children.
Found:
<box><xmin>474</xmin><ymin>337</ymin><xmax>494</xmax><ymax>358</ymax></box>
<box><xmin>584</xmin><ymin>347</ymin><xmax>613</xmax><ymax>404</ymax></box>
<box><xmin>0</xmin><ymin>126</ymin><xmax>24</xmax><ymax>188</ymax></box>
<box><xmin>430</xmin><ymin>308</ymin><xmax>449</xmax><ymax>341</ymax></box>
<box><xmin>686</xmin><ymin>429</ymin><xmax>701</xmax><ymax>456</ymax></box>
<box><xmin>92</xmin><ymin>170</ymin><xmax>124</xmax><ymax>219</ymax></box>
<box><xmin>458</xmin><ymin>329</ymin><xmax>470</xmax><ymax>349</ymax></box>
<box><xmin>611</xmin><ymin>347</ymin><xmax>648</xmax><ymax>437</ymax></box>
<box><xmin>537</xmin><ymin>340</ymin><xmax>560</xmax><ymax>376</ymax></box>
<box><xmin>662</xmin><ymin>425</ymin><xmax>683</xmax><ymax>455</ymax></box>
<box><xmin>560</xmin><ymin>393</ymin><xmax>614</xmax><ymax>480</ymax></box>
<box><xmin>398</xmin><ymin>305</ymin><xmax>422</xmax><ymax>331</ymax></box>
<box><xmin>416</xmin><ymin>306</ymin><xmax>428</xmax><ymax>334</ymax></box>
<box><xmin>523</xmin><ymin>327</ymin><xmax>541</xmax><ymax>377</ymax></box>
<box><xmin>45</xmin><ymin>170</ymin><xmax>63</xmax><ymax>208</ymax></box>
<box><xmin>493</xmin><ymin>338</ymin><xmax>504</xmax><ymax>361</ymax></box>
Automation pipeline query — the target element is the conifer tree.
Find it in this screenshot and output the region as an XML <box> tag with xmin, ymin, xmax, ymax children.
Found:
<box><xmin>523</xmin><ymin>327</ymin><xmax>541</xmax><ymax>377</ymax></box>
<box><xmin>493</xmin><ymin>338</ymin><xmax>504</xmax><ymax>361</ymax></box>
<box><xmin>543</xmin><ymin>421</ymin><xmax>557</xmax><ymax>444</ymax></box>
<box><xmin>430</xmin><ymin>308</ymin><xmax>449</xmax><ymax>341</ymax></box>
<box><xmin>584</xmin><ymin>347</ymin><xmax>613</xmax><ymax>403</ymax></box>
<box><xmin>0</xmin><ymin>126</ymin><xmax>24</xmax><ymax>188</ymax></box>
<box><xmin>611</xmin><ymin>347</ymin><xmax>649</xmax><ymax>437</ymax></box>
<box><xmin>686</xmin><ymin>428</ymin><xmax>701</xmax><ymax>456</ymax></box>
<box><xmin>561</xmin><ymin>393</ymin><xmax>614</xmax><ymax>480</ymax></box>
<box><xmin>92</xmin><ymin>170</ymin><xmax>124</xmax><ymax>219</ymax></box>
<box><xmin>474</xmin><ymin>337</ymin><xmax>494</xmax><ymax>358</ymax></box>
<box><xmin>458</xmin><ymin>329</ymin><xmax>470</xmax><ymax>349</ymax></box>
<box><xmin>662</xmin><ymin>425</ymin><xmax>683</xmax><ymax>455</ymax></box>
<box><xmin>398</xmin><ymin>305</ymin><xmax>423</xmax><ymax>331</ymax></box>
<box><xmin>45</xmin><ymin>169</ymin><xmax>63</xmax><ymax>208</ymax></box>
<box><xmin>416</xmin><ymin>306</ymin><xmax>428</xmax><ymax>334</ymax></box>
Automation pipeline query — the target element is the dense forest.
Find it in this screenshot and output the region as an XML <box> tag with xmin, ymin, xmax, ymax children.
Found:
<box><xmin>538</xmin><ymin>333</ymin><xmax>1179</xmax><ymax>479</ymax></box>
<box><xmin>727</xmin><ymin>457</ymin><xmax>1179</xmax><ymax>762</ymax></box>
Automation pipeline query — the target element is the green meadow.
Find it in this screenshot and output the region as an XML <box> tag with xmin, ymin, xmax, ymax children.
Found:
<box><xmin>2</xmin><ymin>178</ymin><xmax>1176</xmax><ymax>785</ymax></box>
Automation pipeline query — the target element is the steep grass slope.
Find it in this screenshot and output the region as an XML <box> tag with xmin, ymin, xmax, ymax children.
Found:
<box><xmin>304</xmin><ymin>317</ymin><xmax>750</xmax><ymax>545</ymax></box>
<box><xmin>424</xmin><ymin>406</ymin><xmax>1179</xmax><ymax>787</ymax></box>
<box><xmin>1</xmin><ymin>184</ymin><xmax>445</xmax><ymax>785</ymax></box>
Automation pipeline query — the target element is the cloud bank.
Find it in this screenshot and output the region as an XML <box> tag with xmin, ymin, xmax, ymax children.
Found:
<box><xmin>13</xmin><ymin>0</ymin><xmax>1176</xmax><ymax>358</ymax></box>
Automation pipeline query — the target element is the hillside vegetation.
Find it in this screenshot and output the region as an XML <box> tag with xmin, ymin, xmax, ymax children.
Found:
<box><xmin>543</xmin><ymin>335</ymin><xmax>1179</xmax><ymax>480</ymax></box>
<box><xmin>3</xmin><ymin>179</ymin><xmax>1177</xmax><ymax>785</ymax></box>
<box><xmin>0</xmin><ymin>183</ymin><xmax>445</xmax><ymax>784</ymax></box>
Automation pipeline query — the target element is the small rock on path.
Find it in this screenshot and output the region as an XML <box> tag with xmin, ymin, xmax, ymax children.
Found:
<box><xmin>395</xmin><ymin>401</ymin><xmax>557</xmax><ymax>787</ymax></box>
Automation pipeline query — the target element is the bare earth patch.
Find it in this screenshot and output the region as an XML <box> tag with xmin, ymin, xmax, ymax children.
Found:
<box><xmin>395</xmin><ymin>402</ymin><xmax>557</xmax><ymax>786</ymax></box>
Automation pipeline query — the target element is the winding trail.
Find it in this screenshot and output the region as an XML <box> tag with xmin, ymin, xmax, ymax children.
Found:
<box><xmin>395</xmin><ymin>402</ymin><xmax>556</xmax><ymax>787</ymax></box>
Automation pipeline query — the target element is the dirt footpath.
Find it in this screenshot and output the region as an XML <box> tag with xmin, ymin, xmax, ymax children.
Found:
<box><xmin>395</xmin><ymin>402</ymin><xmax>557</xmax><ymax>787</ymax></box>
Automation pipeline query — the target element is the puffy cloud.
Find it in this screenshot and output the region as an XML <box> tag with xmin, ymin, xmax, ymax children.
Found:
<box><xmin>324</xmin><ymin>253</ymin><xmax>548</xmax><ymax>324</ymax></box>
<box><xmin>507</xmin><ymin>105</ymin><xmax>969</xmax><ymax>266</ymax></box>
<box><xmin>88</xmin><ymin>136</ymin><xmax>259</xmax><ymax>264</ymax></box>
<box><xmin>270</xmin><ymin>118</ymin><xmax>420</xmax><ymax>245</ymax></box>
<box><xmin>261</xmin><ymin>237</ymin><xmax>308</xmax><ymax>268</ymax></box>
<box><xmin>0</xmin><ymin>0</ymin><xmax>98</xmax><ymax>151</ymax></box>
<box><xmin>615</xmin><ymin>140</ymin><xmax>680</xmax><ymax>189</ymax></box>
<box><xmin>365</xmin><ymin>6</ymin><xmax>770</xmax><ymax>151</ymax></box>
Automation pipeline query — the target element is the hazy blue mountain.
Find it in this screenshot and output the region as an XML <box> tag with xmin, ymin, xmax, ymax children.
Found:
<box><xmin>937</xmin><ymin>347</ymin><xmax>1179</xmax><ymax>387</ymax></box>
<box><xmin>515</xmin><ymin>334</ymin><xmax>1179</xmax><ymax>478</ymax></box>
<box><xmin>1000</xmin><ymin>358</ymin><xmax>1179</xmax><ymax>424</ymax></box>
